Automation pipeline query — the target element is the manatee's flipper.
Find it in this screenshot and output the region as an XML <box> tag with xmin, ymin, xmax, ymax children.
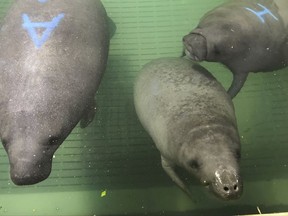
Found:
<box><xmin>161</xmin><ymin>156</ymin><xmax>193</xmax><ymax>198</ymax></box>
<box><xmin>80</xmin><ymin>100</ymin><xmax>96</xmax><ymax>128</ymax></box>
<box><xmin>180</xmin><ymin>49</ymin><xmax>186</xmax><ymax>57</ymax></box>
<box><xmin>108</xmin><ymin>17</ymin><xmax>116</xmax><ymax>39</ymax></box>
<box><xmin>227</xmin><ymin>72</ymin><xmax>249</xmax><ymax>99</ymax></box>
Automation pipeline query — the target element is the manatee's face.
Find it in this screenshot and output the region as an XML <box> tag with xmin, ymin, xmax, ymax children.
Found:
<box><xmin>183</xmin><ymin>17</ymin><xmax>250</xmax><ymax>68</ymax></box>
<box><xmin>186</xmin><ymin>156</ymin><xmax>243</xmax><ymax>200</ymax></box>
<box><xmin>2</xmin><ymin>136</ymin><xmax>60</xmax><ymax>185</ymax></box>
<box><xmin>182</xmin><ymin>131</ymin><xmax>243</xmax><ymax>200</ymax></box>
<box><xmin>0</xmin><ymin>111</ymin><xmax>70</xmax><ymax>185</ymax></box>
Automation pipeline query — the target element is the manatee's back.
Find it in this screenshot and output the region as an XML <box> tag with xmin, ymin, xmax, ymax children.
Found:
<box><xmin>134</xmin><ymin>57</ymin><xmax>237</xmax><ymax>157</ymax></box>
<box><xmin>0</xmin><ymin>0</ymin><xmax>110</xmax><ymax>185</ymax></box>
<box><xmin>275</xmin><ymin>0</ymin><xmax>288</xmax><ymax>28</ymax></box>
<box><xmin>0</xmin><ymin>0</ymin><xmax>109</xmax><ymax>133</ymax></box>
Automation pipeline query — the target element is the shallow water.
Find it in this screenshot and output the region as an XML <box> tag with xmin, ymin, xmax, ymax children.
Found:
<box><xmin>0</xmin><ymin>0</ymin><xmax>288</xmax><ymax>215</ymax></box>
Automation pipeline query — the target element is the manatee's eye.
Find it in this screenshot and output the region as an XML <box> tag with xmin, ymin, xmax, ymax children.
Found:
<box><xmin>214</xmin><ymin>45</ymin><xmax>221</xmax><ymax>56</ymax></box>
<box><xmin>235</xmin><ymin>150</ymin><xmax>241</xmax><ymax>159</ymax></box>
<box><xmin>48</xmin><ymin>135</ymin><xmax>59</xmax><ymax>145</ymax></box>
<box><xmin>221</xmin><ymin>23</ymin><xmax>233</xmax><ymax>31</ymax></box>
<box><xmin>188</xmin><ymin>160</ymin><xmax>200</xmax><ymax>170</ymax></box>
<box><xmin>1</xmin><ymin>139</ymin><xmax>7</xmax><ymax>148</ymax></box>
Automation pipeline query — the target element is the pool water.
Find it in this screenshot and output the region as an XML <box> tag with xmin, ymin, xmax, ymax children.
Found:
<box><xmin>0</xmin><ymin>0</ymin><xmax>288</xmax><ymax>215</ymax></box>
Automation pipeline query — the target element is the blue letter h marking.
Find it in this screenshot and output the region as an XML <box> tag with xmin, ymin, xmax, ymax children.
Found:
<box><xmin>245</xmin><ymin>3</ymin><xmax>278</xmax><ymax>23</ymax></box>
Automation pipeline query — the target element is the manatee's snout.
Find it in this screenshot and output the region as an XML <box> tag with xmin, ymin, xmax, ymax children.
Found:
<box><xmin>4</xmin><ymin>142</ymin><xmax>54</xmax><ymax>185</ymax></box>
<box><xmin>9</xmin><ymin>157</ymin><xmax>52</xmax><ymax>185</ymax></box>
<box><xmin>182</xmin><ymin>32</ymin><xmax>207</xmax><ymax>61</ymax></box>
<box><xmin>210</xmin><ymin>167</ymin><xmax>243</xmax><ymax>200</ymax></box>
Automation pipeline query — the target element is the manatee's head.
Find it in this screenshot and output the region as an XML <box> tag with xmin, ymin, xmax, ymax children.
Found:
<box><xmin>0</xmin><ymin>111</ymin><xmax>73</xmax><ymax>185</ymax></box>
<box><xmin>183</xmin><ymin>21</ymin><xmax>249</xmax><ymax>67</ymax></box>
<box><xmin>182</xmin><ymin>7</ymin><xmax>255</xmax><ymax>73</ymax></box>
<box><xmin>2</xmin><ymin>136</ymin><xmax>58</xmax><ymax>185</ymax></box>
<box><xmin>182</xmin><ymin>129</ymin><xmax>243</xmax><ymax>200</ymax></box>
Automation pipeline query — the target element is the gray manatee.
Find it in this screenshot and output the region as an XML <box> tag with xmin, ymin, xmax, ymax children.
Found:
<box><xmin>0</xmin><ymin>0</ymin><xmax>109</xmax><ymax>185</ymax></box>
<box><xmin>134</xmin><ymin>57</ymin><xmax>243</xmax><ymax>200</ymax></box>
<box><xmin>183</xmin><ymin>0</ymin><xmax>288</xmax><ymax>98</ymax></box>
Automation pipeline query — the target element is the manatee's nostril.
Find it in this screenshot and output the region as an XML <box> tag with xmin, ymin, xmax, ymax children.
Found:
<box><xmin>223</xmin><ymin>184</ymin><xmax>239</xmax><ymax>194</ymax></box>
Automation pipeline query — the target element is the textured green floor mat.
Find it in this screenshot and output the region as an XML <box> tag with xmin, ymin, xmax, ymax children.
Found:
<box><xmin>0</xmin><ymin>0</ymin><xmax>288</xmax><ymax>215</ymax></box>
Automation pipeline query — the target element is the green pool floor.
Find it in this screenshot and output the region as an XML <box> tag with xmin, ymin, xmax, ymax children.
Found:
<box><xmin>1</xmin><ymin>0</ymin><xmax>288</xmax><ymax>215</ymax></box>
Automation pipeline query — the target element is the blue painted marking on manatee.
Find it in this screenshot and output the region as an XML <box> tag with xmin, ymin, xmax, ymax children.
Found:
<box><xmin>38</xmin><ymin>0</ymin><xmax>48</xmax><ymax>3</ymax></box>
<box><xmin>22</xmin><ymin>13</ymin><xmax>65</xmax><ymax>48</ymax></box>
<box><xmin>245</xmin><ymin>3</ymin><xmax>278</xmax><ymax>23</ymax></box>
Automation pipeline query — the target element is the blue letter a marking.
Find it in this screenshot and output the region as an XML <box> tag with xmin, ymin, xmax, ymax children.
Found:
<box><xmin>22</xmin><ymin>13</ymin><xmax>65</xmax><ymax>48</ymax></box>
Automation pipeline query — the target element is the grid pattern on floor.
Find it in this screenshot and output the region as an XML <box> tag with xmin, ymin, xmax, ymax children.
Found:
<box><xmin>0</xmin><ymin>1</ymin><xmax>288</xmax><ymax>215</ymax></box>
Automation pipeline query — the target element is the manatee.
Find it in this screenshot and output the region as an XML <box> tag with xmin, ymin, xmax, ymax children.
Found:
<box><xmin>134</xmin><ymin>57</ymin><xmax>243</xmax><ymax>200</ymax></box>
<box><xmin>183</xmin><ymin>0</ymin><xmax>288</xmax><ymax>98</ymax></box>
<box><xmin>0</xmin><ymin>0</ymin><xmax>110</xmax><ymax>185</ymax></box>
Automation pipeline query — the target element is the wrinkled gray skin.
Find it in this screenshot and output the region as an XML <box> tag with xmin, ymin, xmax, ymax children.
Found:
<box><xmin>183</xmin><ymin>0</ymin><xmax>288</xmax><ymax>98</ymax></box>
<box><xmin>134</xmin><ymin>57</ymin><xmax>243</xmax><ymax>200</ymax></box>
<box><xmin>0</xmin><ymin>0</ymin><xmax>109</xmax><ymax>185</ymax></box>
